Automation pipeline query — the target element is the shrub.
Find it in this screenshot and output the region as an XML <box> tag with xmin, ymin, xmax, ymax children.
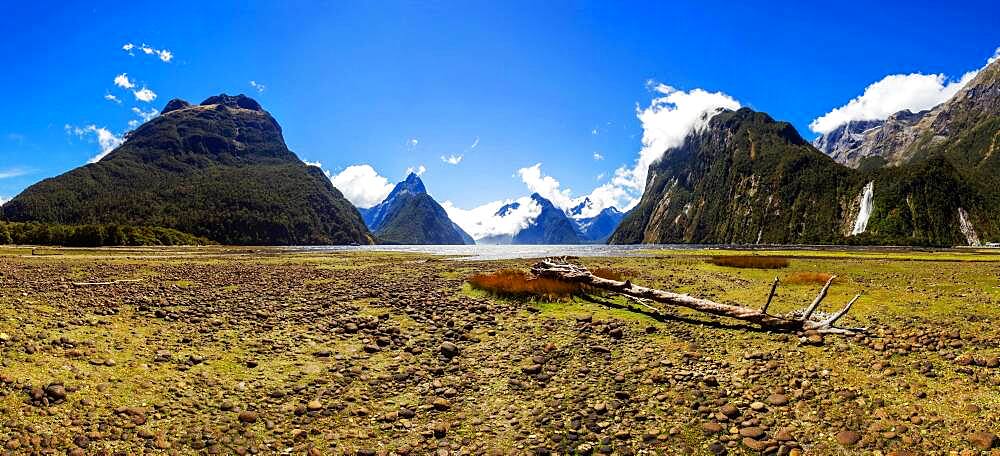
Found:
<box><xmin>785</xmin><ymin>272</ymin><xmax>835</xmax><ymax>285</ymax></box>
<box><xmin>709</xmin><ymin>255</ymin><xmax>789</xmax><ymax>269</ymax></box>
<box><xmin>467</xmin><ymin>269</ymin><xmax>582</xmax><ymax>301</ymax></box>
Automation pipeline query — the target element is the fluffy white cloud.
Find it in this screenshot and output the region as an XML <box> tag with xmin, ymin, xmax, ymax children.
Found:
<box><xmin>249</xmin><ymin>80</ymin><xmax>266</xmax><ymax>93</ymax></box>
<box><xmin>132</xmin><ymin>107</ymin><xmax>159</xmax><ymax>122</ymax></box>
<box><xmin>488</xmin><ymin>84</ymin><xmax>739</xmax><ymax>220</ymax></box>
<box><xmin>441</xmin><ymin>154</ymin><xmax>463</xmax><ymax>165</ymax></box>
<box><xmin>442</xmin><ymin>196</ymin><xmax>542</xmax><ymax>240</ymax></box>
<box><xmin>133</xmin><ymin>87</ymin><xmax>157</xmax><ymax>102</ymax></box>
<box><xmin>104</xmin><ymin>93</ymin><xmax>121</xmax><ymax>104</ymax></box>
<box><xmin>122</xmin><ymin>43</ymin><xmax>135</xmax><ymax>53</ymax></box>
<box><xmin>114</xmin><ymin>73</ymin><xmax>135</xmax><ymax>89</ymax></box>
<box><xmin>65</xmin><ymin>124</ymin><xmax>124</xmax><ymax>163</ymax></box>
<box><xmin>810</xmin><ymin>47</ymin><xmax>1000</xmax><ymax>134</ymax></box>
<box><xmin>629</xmin><ymin>83</ymin><xmax>740</xmax><ymax>190</ymax></box>
<box><xmin>157</xmin><ymin>49</ymin><xmax>173</xmax><ymax>63</ymax></box>
<box><xmin>330</xmin><ymin>164</ymin><xmax>394</xmax><ymax>208</ymax></box>
<box><xmin>518</xmin><ymin>163</ymin><xmax>576</xmax><ymax>209</ymax></box>
<box><xmin>406</xmin><ymin>164</ymin><xmax>426</xmax><ymax>176</ymax></box>
<box><xmin>517</xmin><ymin>163</ymin><xmax>638</xmax><ymax>218</ymax></box>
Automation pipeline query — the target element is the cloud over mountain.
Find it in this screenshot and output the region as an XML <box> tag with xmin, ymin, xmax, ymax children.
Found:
<box><xmin>810</xmin><ymin>47</ymin><xmax>1000</xmax><ymax>135</ymax></box>
<box><xmin>330</xmin><ymin>164</ymin><xmax>394</xmax><ymax>208</ymax></box>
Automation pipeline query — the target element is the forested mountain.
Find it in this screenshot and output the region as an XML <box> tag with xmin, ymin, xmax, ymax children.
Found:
<box><xmin>1</xmin><ymin>94</ymin><xmax>373</xmax><ymax>245</ymax></box>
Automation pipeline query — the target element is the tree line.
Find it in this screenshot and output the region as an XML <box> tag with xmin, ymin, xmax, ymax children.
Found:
<box><xmin>0</xmin><ymin>222</ymin><xmax>212</xmax><ymax>247</ymax></box>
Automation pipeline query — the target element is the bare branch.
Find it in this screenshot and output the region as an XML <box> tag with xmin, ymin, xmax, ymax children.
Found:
<box><xmin>762</xmin><ymin>276</ymin><xmax>779</xmax><ymax>314</ymax></box>
<box><xmin>800</xmin><ymin>275</ymin><xmax>837</xmax><ymax>321</ymax></box>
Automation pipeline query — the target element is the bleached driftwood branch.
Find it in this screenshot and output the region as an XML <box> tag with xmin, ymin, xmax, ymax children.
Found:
<box><xmin>531</xmin><ymin>260</ymin><xmax>865</xmax><ymax>335</ymax></box>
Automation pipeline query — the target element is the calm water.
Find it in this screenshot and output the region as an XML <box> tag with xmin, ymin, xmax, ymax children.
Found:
<box><xmin>297</xmin><ymin>244</ymin><xmax>673</xmax><ymax>260</ymax></box>
<box><xmin>292</xmin><ymin>243</ymin><xmax>955</xmax><ymax>261</ymax></box>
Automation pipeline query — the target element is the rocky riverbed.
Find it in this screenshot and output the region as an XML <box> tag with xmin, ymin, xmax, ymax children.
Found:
<box><xmin>0</xmin><ymin>247</ymin><xmax>998</xmax><ymax>455</ymax></box>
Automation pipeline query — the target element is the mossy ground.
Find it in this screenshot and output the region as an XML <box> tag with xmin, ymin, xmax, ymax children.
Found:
<box><xmin>0</xmin><ymin>247</ymin><xmax>998</xmax><ymax>455</ymax></box>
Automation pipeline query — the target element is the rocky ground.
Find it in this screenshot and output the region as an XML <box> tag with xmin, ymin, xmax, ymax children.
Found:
<box><xmin>0</xmin><ymin>246</ymin><xmax>999</xmax><ymax>455</ymax></box>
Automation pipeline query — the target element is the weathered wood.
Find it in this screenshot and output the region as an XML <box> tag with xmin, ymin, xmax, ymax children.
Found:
<box><xmin>531</xmin><ymin>260</ymin><xmax>866</xmax><ymax>335</ymax></box>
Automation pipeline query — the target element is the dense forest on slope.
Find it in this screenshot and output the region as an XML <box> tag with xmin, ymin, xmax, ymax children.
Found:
<box><xmin>1</xmin><ymin>94</ymin><xmax>373</xmax><ymax>246</ymax></box>
<box><xmin>0</xmin><ymin>222</ymin><xmax>211</xmax><ymax>246</ymax></box>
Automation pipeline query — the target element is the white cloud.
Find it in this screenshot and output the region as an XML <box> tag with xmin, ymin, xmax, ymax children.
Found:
<box><xmin>469</xmin><ymin>137</ymin><xmax>480</xmax><ymax>149</ymax></box>
<box><xmin>406</xmin><ymin>138</ymin><xmax>419</xmax><ymax>151</ymax></box>
<box><xmin>133</xmin><ymin>87</ymin><xmax>157</xmax><ymax>103</ymax></box>
<box><xmin>405</xmin><ymin>164</ymin><xmax>426</xmax><ymax>176</ymax></box>
<box><xmin>128</xmin><ymin>120</ymin><xmax>140</xmax><ymax>129</ymax></box>
<box><xmin>442</xmin><ymin>196</ymin><xmax>543</xmax><ymax>240</ymax></box>
<box><xmin>132</xmin><ymin>107</ymin><xmax>159</xmax><ymax>122</ymax></box>
<box><xmin>441</xmin><ymin>154</ymin><xmax>463</xmax><ymax>165</ymax></box>
<box><xmin>249</xmin><ymin>80</ymin><xmax>266</xmax><ymax>93</ymax></box>
<box><xmin>303</xmin><ymin>160</ymin><xmax>323</xmax><ymax>168</ymax></box>
<box><xmin>330</xmin><ymin>164</ymin><xmax>394</xmax><ymax>208</ymax></box>
<box><xmin>123</xmin><ymin>43</ymin><xmax>173</xmax><ymax>62</ymax></box>
<box><xmin>104</xmin><ymin>93</ymin><xmax>121</xmax><ymax>104</ymax></box>
<box><xmin>65</xmin><ymin>124</ymin><xmax>123</xmax><ymax>163</ymax></box>
<box><xmin>114</xmin><ymin>73</ymin><xmax>135</xmax><ymax>89</ymax></box>
<box><xmin>591</xmin><ymin>128</ymin><xmax>599</xmax><ymax>135</ymax></box>
<box><xmin>516</xmin><ymin>163</ymin><xmax>637</xmax><ymax>218</ymax></box>
<box><xmin>0</xmin><ymin>196</ymin><xmax>7</xmax><ymax>205</ymax></box>
<box><xmin>628</xmin><ymin>83</ymin><xmax>741</xmax><ymax>191</ymax></box>
<box><xmin>518</xmin><ymin>163</ymin><xmax>576</xmax><ymax>209</ymax></box>
<box><xmin>810</xmin><ymin>47</ymin><xmax>1000</xmax><ymax>134</ymax></box>
<box><xmin>0</xmin><ymin>168</ymin><xmax>28</xmax><ymax>179</ymax></box>
<box><xmin>492</xmin><ymin>84</ymin><xmax>738</xmax><ymax>219</ymax></box>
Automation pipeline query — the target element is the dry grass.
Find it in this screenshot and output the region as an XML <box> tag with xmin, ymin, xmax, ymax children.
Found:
<box><xmin>785</xmin><ymin>271</ymin><xmax>835</xmax><ymax>285</ymax></box>
<box><xmin>467</xmin><ymin>267</ymin><xmax>630</xmax><ymax>301</ymax></box>
<box><xmin>467</xmin><ymin>269</ymin><xmax>581</xmax><ymax>300</ymax></box>
<box><xmin>591</xmin><ymin>267</ymin><xmax>628</xmax><ymax>281</ymax></box>
<box><xmin>709</xmin><ymin>255</ymin><xmax>789</xmax><ymax>269</ymax></box>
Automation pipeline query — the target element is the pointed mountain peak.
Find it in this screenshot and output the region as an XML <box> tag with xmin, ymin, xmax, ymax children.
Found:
<box><xmin>392</xmin><ymin>172</ymin><xmax>426</xmax><ymax>195</ymax></box>
<box><xmin>199</xmin><ymin>93</ymin><xmax>264</xmax><ymax>112</ymax></box>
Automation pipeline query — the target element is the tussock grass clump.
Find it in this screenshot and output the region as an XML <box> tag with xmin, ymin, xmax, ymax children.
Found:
<box><xmin>467</xmin><ymin>267</ymin><xmax>631</xmax><ymax>301</ymax></box>
<box><xmin>709</xmin><ymin>255</ymin><xmax>789</xmax><ymax>269</ymax></box>
<box><xmin>785</xmin><ymin>271</ymin><xmax>835</xmax><ymax>285</ymax></box>
<box><xmin>467</xmin><ymin>269</ymin><xmax>581</xmax><ymax>300</ymax></box>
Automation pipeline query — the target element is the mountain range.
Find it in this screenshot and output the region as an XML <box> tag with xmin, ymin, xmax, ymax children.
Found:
<box><xmin>359</xmin><ymin>173</ymin><xmax>473</xmax><ymax>245</ymax></box>
<box><xmin>1</xmin><ymin>94</ymin><xmax>373</xmax><ymax>245</ymax></box>
<box><xmin>612</xmin><ymin>56</ymin><xmax>1000</xmax><ymax>247</ymax></box>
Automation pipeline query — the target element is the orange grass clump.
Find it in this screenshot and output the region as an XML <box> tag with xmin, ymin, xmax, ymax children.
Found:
<box><xmin>709</xmin><ymin>255</ymin><xmax>789</xmax><ymax>269</ymax></box>
<box><xmin>467</xmin><ymin>269</ymin><xmax>581</xmax><ymax>300</ymax></box>
<box><xmin>590</xmin><ymin>267</ymin><xmax>628</xmax><ymax>282</ymax></box>
<box><xmin>784</xmin><ymin>271</ymin><xmax>835</xmax><ymax>285</ymax></box>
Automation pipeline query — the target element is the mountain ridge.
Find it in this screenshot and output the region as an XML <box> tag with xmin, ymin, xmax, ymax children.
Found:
<box><xmin>1</xmin><ymin>94</ymin><xmax>373</xmax><ymax>245</ymax></box>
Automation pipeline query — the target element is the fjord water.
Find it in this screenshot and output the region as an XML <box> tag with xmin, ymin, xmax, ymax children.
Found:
<box><xmin>295</xmin><ymin>244</ymin><xmax>970</xmax><ymax>261</ymax></box>
<box><xmin>299</xmin><ymin>244</ymin><xmax>660</xmax><ymax>260</ymax></box>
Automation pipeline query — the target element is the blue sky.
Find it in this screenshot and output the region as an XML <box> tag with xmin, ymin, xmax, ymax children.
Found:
<box><xmin>2</xmin><ymin>1</ymin><xmax>999</xmax><ymax>224</ymax></box>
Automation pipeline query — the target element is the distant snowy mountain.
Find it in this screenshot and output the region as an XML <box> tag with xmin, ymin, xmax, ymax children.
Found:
<box><xmin>574</xmin><ymin>207</ymin><xmax>624</xmax><ymax>243</ymax></box>
<box><xmin>495</xmin><ymin>193</ymin><xmax>581</xmax><ymax>244</ymax></box>
<box><xmin>360</xmin><ymin>173</ymin><xmax>474</xmax><ymax>245</ymax></box>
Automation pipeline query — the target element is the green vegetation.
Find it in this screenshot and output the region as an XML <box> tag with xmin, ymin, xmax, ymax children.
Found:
<box><xmin>0</xmin><ymin>94</ymin><xmax>372</xmax><ymax>246</ymax></box>
<box><xmin>611</xmin><ymin>108</ymin><xmax>998</xmax><ymax>247</ymax></box>
<box><xmin>0</xmin><ymin>221</ymin><xmax>211</xmax><ymax>246</ymax></box>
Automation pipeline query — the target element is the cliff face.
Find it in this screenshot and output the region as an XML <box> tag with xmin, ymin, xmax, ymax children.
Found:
<box><xmin>611</xmin><ymin>108</ymin><xmax>995</xmax><ymax>247</ymax></box>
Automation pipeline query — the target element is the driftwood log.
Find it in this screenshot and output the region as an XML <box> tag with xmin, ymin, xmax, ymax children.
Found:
<box><xmin>531</xmin><ymin>260</ymin><xmax>865</xmax><ymax>335</ymax></box>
